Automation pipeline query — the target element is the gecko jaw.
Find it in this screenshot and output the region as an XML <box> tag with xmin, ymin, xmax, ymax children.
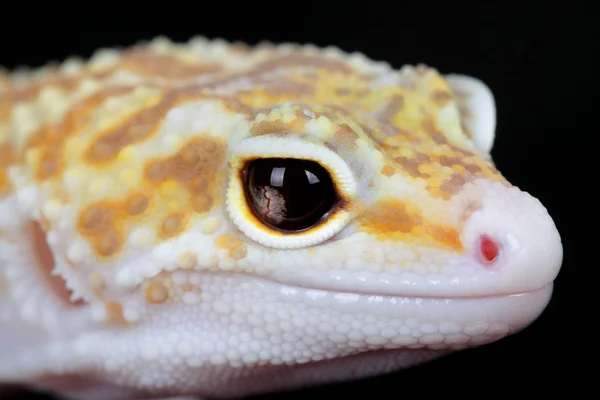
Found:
<box><xmin>28</xmin><ymin>220</ymin><xmax>87</xmax><ymax>308</ymax></box>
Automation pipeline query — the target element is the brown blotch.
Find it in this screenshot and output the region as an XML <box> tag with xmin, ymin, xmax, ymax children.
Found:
<box><xmin>421</xmin><ymin>114</ymin><xmax>448</xmax><ymax>145</ymax></box>
<box><xmin>145</xmin><ymin>136</ymin><xmax>225</xmax><ymax>184</ymax></box>
<box><xmin>200</xmin><ymin>139</ymin><xmax>218</xmax><ymax>153</ymax></box>
<box><xmin>336</xmin><ymin>87</ymin><xmax>351</xmax><ymax>96</ymax></box>
<box><xmin>85</xmin><ymin>87</ymin><xmax>226</xmax><ymax>166</ymax></box>
<box><xmin>125</xmin><ymin>193</ymin><xmax>150</xmax><ymax>216</ymax></box>
<box><xmin>161</xmin><ymin>214</ymin><xmax>186</xmax><ymax>238</ymax></box>
<box><xmin>376</xmin><ymin>95</ymin><xmax>404</xmax><ymax>123</ymax></box>
<box><xmin>78</xmin><ymin>204</ymin><xmax>115</xmax><ymax>232</ymax></box>
<box><xmin>28</xmin><ymin>87</ymin><xmax>134</xmax><ymax>181</ymax></box>
<box><xmin>437</xmin><ymin>155</ymin><xmax>464</xmax><ymax>167</ymax></box>
<box><xmin>97</xmin><ymin>231</ymin><xmax>122</xmax><ymax>257</ymax></box>
<box><xmin>446</xmin><ymin>142</ymin><xmax>475</xmax><ymax>157</ymax></box>
<box><xmin>251</xmin><ymin>119</ymin><xmax>295</xmax><ymax>136</ymax></box>
<box><xmin>431</xmin><ymin>90</ymin><xmax>453</xmax><ymax>107</ymax></box>
<box><xmin>189</xmin><ymin>176</ymin><xmax>209</xmax><ymax>193</ymax></box>
<box><xmin>86</xmin><ymin>97</ymin><xmax>169</xmax><ymax>164</ymax></box>
<box><xmin>438</xmin><ymin>173</ymin><xmax>468</xmax><ymax>200</ymax></box>
<box><xmin>465</xmin><ymin>163</ymin><xmax>482</xmax><ymax>174</ymax></box>
<box><xmin>78</xmin><ymin>202</ymin><xmax>123</xmax><ymax>258</ymax></box>
<box><xmin>146</xmin><ymin>162</ymin><xmax>169</xmax><ymax>181</ymax></box>
<box><xmin>143</xmin><ymin>136</ymin><xmax>226</xmax><ymax>237</ymax></box>
<box><xmin>394</xmin><ymin>152</ymin><xmax>431</xmax><ymax>178</ymax></box>
<box><xmin>192</xmin><ymin>193</ymin><xmax>214</xmax><ymax>214</ymax></box>
<box><xmin>361</xmin><ymin>123</ymin><xmax>419</xmax><ymax>150</ymax></box>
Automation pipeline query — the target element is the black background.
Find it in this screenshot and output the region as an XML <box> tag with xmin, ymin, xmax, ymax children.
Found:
<box><xmin>0</xmin><ymin>1</ymin><xmax>591</xmax><ymax>398</ymax></box>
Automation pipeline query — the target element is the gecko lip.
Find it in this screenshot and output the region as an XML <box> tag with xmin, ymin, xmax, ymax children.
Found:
<box><xmin>253</xmin><ymin>275</ymin><xmax>555</xmax><ymax>336</ymax></box>
<box><xmin>262</xmin><ymin>272</ymin><xmax>555</xmax><ymax>301</ymax></box>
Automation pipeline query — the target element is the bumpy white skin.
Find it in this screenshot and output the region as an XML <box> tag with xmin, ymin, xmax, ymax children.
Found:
<box><xmin>0</xmin><ymin>41</ymin><xmax>563</xmax><ymax>400</ymax></box>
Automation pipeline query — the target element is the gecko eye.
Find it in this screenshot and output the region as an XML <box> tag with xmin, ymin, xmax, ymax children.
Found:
<box><xmin>226</xmin><ymin>134</ymin><xmax>358</xmax><ymax>249</ymax></box>
<box><xmin>244</xmin><ymin>158</ymin><xmax>338</xmax><ymax>232</ymax></box>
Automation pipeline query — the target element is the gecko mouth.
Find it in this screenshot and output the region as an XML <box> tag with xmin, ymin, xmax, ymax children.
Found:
<box><xmin>247</xmin><ymin>270</ymin><xmax>555</xmax><ymax>302</ymax></box>
<box><xmin>28</xmin><ymin>220</ymin><xmax>86</xmax><ymax>308</ymax></box>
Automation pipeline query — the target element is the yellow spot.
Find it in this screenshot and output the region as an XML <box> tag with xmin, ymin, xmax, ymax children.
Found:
<box><xmin>418</xmin><ymin>163</ymin><xmax>435</xmax><ymax>175</ymax></box>
<box><xmin>177</xmin><ymin>252</ymin><xmax>198</xmax><ymax>268</ymax></box>
<box><xmin>201</xmin><ymin>217</ymin><xmax>221</xmax><ymax>235</ymax></box>
<box><xmin>312</xmin><ymin>115</ymin><xmax>336</xmax><ymax>133</ymax></box>
<box><xmin>159</xmin><ymin>181</ymin><xmax>178</xmax><ymax>196</ymax></box>
<box><xmin>215</xmin><ymin>234</ymin><xmax>247</xmax><ymax>260</ymax></box>
<box><xmin>88</xmin><ymin>177</ymin><xmax>113</xmax><ymax>197</ymax></box>
<box><xmin>63</xmin><ymin>168</ymin><xmax>85</xmax><ymax>189</ymax></box>
<box><xmin>118</xmin><ymin>168</ymin><xmax>137</xmax><ymax>184</ymax></box>
<box><xmin>128</xmin><ymin>227</ymin><xmax>156</xmax><ymax>247</ymax></box>
<box><xmin>118</xmin><ymin>146</ymin><xmax>139</xmax><ymax>161</ymax></box>
<box><xmin>167</xmin><ymin>200</ymin><xmax>182</xmax><ymax>213</ymax></box>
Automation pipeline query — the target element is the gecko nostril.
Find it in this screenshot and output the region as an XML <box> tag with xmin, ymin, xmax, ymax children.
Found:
<box><xmin>478</xmin><ymin>234</ymin><xmax>501</xmax><ymax>265</ymax></box>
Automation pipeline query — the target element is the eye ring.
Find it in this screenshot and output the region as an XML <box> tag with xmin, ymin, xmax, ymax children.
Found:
<box><xmin>226</xmin><ymin>134</ymin><xmax>357</xmax><ymax>249</ymax></box>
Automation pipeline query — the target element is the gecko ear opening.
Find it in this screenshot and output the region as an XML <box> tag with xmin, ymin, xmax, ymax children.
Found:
<box><xmin>445</xmin><ymin>74</ymin><xmax>496</xmax><ymax>155</ymax></box>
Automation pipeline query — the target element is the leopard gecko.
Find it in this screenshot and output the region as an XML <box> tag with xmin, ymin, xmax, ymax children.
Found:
<box><xmin>0</xmin><ymin>36</ymin><xmax>563</xmax><ymax>399</ymax></box>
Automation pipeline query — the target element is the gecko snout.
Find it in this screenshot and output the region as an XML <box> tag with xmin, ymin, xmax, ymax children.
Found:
<box><xmin>460</xmin><ymin>181</ymin><xmax>563</xmax><ymax>295</ymax></box>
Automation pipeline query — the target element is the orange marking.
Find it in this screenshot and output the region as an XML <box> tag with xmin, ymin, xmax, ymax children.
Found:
<box><xmin>215</xmin><ymin>234</ymin><xmax>248</xmax><ymax>260</ymax></box>
<box><xmin>381</xmin><ymin>165</ymin><xmax>395</xmax><ymax>177</ymax></box>
<box><xmin>145</xmin><ymin>281</ymin><xmax>170</xmax><ymax>304</ymax></box>
<box><xmin>359</xmin><ymin>199</ymin><xmax>463</xmax><ymax>251</ymax></box>
<box><xmin>104</xmin><ymin>301</ymin><xmax>127</xmax><ymax>325</ymax></box>
<box><xmin>29</xmin><ymin>87</ymin><xmax>133</xmax><ymax>180</ymax></box>
<box><xmin>77</xmin><ymin>202</ymin><xmax>125</xmax><ymax>258</ymax></box>
<box><xmin>0</xmin><ymin>143</ymin><xmax>14</xmax><ymax>194</ymax></box>
<box><xmin>160</xmin><ymin>213</ymin><xmax>187</xmax><ymax>239</ymax></box>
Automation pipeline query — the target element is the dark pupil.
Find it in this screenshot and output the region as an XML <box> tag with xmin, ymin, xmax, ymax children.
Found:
<box><xmin>244</xmin><ymin>158</ymin><xmax>338</xmax><ymax>232</ymax></box>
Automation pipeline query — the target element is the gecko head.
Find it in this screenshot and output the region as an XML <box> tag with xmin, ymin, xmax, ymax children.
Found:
<box><xmin>1</xmin><ymin>60</ymin><xmax>562</xmax><ymax>398</ymax></box>
<box><xmin>223</xmin><ymin>98</ymin><xmax>562</xmax><ymax>343</ymax></box>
